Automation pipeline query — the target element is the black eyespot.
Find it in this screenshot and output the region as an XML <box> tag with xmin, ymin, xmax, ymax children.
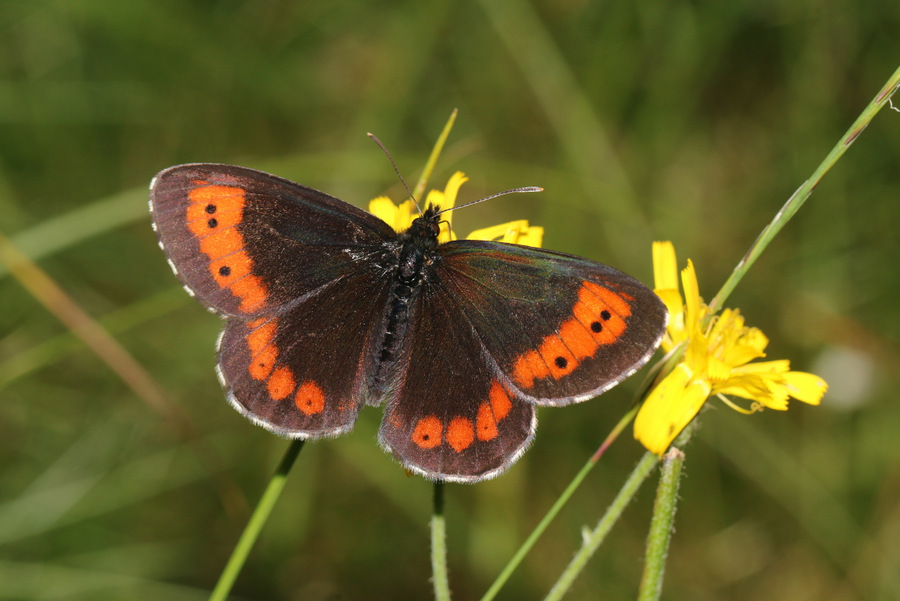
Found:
<box><xmin>591</xmin><ymin>321</ymin><xmax>603</xmax><ymax>333</ymax></box>
<box><xmin>205</xmin><ymin>204</ymin><xmax>216</xmax><ymax>214</ymax></box>
<box><xmin>218</xmin><ymin>266</ymin><xmax>231</xmax><ymax>277</ymax></box>
<box><xmin>600</xmin><ymin>310</ymin><xmax>612</xmax><ymax>321</ymax></box>
<box><xmin>207</xmin><ymin>218</ymin><xmax>218</xmax><ymax>228</ymax></box>
<box><xmin>555</xmin><ymin>356</ymin><xmax>568</xmax><ymax>369</ymax></box>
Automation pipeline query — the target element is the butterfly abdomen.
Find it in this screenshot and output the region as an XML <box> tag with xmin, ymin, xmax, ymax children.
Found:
<box><xmin>367</xmin><ymin>210</ymin><xmax>445</xmax><ymax>400</ymax></box>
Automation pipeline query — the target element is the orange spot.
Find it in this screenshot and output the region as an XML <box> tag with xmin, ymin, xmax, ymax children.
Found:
<box><xmin>488</xmin><ymin>381</ymin><xmax>513</xmax><ymax>420</ymax></box>
<box><xmin>198</xmin><ymin>227</ymin><xmax>244</xmax><ymax>261</ymax></box>
<box><xmin>249</xmin><ymin>345</ymin><xmax>277</xmax><ymax>380</ymax></box>
<box><xmin>446</xmin><ymin>417</ymin><xmax>475</xmax><ymax>453</ymax></box>
<box><xmin>476</xmin><ymin>402</ymin><xmax>498</xmax><ymax>441</ymax></box>
<box><xmin>582</xmin><ymin>282</ymin><xmax>632</xmax><ymax>319</ymax></box>
<box><xmin>246</xmin><ymin>320</ymin><xmax>278</xmax><ymax>380</ymax></box>
<box><xmin>573</xmin><ymin>283</ymin><xmax>628</xmax><ymax>344</ymax></box>
<box><xmin>558</xmin><ymin>319</ymin><xmax>600</xmax><ymax>359</ymax></box>
<box><xmin>210</xmin><ymin>250</ymin><xmax>253</xmax><ymax>288</ymax></box>
<box><xmin>295</xmin><ymin>381</ymin><xmax>326</xmax><ymax>415</ymax></box>
<box><xmin>246</xmin><ymin>319</ymin><xmax>276</xmax><ymax>352</ymax></box>
<box><xmin>267</xmin><ymin>366</ymin><xmax>296</xmax><ymax>400</ymax></box>
<box><xmin>412</xmin><ymin>416</ymin><xmax>442</xmax><ymax>449</ymax></box>
<box><xmin>188</xmin><ymin>185</ymin><xmax>246</xmax><ymax>220</ymax></box>
<box><xmin>187</xmin><ymin>185</ymin><xmax>245</xmax><ymax>239</ymax></box>
<box><xmin>512</xmin><ymin>349</ymin><xmax>549</xmax><ymax>389</ymax></box>
<box><xmin>230</xmin><ymin>275</ymin><xmax>267</xmax><ymax>312</ymax></box>
<box><xmin>536</xmin><ymin>334</ymin><xmax>578</xmax><ymax>380</ymax></box>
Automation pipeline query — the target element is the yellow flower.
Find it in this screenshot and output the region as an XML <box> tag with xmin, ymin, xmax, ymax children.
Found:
<box><xmin>634</xmin><ymin>241</ymin><xmax>828</xmax><ymax>455</ymax></box>
<box><xmin>368</xmin><ymin>171</ymin><xmax>544</xmax><ymax>246</ymax></box>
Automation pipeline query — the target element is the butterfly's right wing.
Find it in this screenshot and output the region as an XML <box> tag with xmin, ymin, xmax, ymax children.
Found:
<box><xmin>149</xmin><ymin>163</ymin><xmax>396</xmax><ymax>318</ymax></box>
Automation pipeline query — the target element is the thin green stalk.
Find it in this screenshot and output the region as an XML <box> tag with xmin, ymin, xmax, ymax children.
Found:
<box><xmin>637</xmin><ymin>446</ymin><xmax>686</xmax><ymax>601</ymax></box>
<box><xmin>709</xmin><ymin>65</ymin><xmax>900</xmax><ymax>314</ymax></box>
<box><xmin>480</xmin><ymin>406</ymin><xmax>639</xmax><ymax>601</ymax></box>
<box><xmin>413</xmin><ymin>109</ymin><xmax>458</xmax><ymax>202</ymax></box>
<box><xmin>543</xmin><ymin>452</ymin><xmax>660</xmax><ymax>601</ymax></box>
<box><xmin>209</xmin><ymin>440</ymin><xmax>305</xmax><ymax>601</ymax></box>
<box><xmin>431</xmin><ymin>481</ymin><xmax>451</xmax><ymax>601</ymax></box>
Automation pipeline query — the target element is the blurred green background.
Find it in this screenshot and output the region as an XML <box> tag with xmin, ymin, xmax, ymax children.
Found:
<box><xmin>2</xmin><ymin>1</ymin><xmax>899</xmax><ymax>599</ymax></box>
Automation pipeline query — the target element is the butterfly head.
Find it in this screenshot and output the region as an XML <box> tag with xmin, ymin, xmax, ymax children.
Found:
<box><xmin>402</xmin><ymin>203</ymin><xmax>445</xmax><ymax>250</ymax></box>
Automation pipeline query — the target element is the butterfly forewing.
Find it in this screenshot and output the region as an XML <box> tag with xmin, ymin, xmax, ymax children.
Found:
<box><xmin>149</xmin><ymin>164</ymin><xmax>395</xmax><ymax>318</ymax></box>
<box><xmin>436</xmin><ymin>241</ymin><xmax>667</xmax><ymax>404</ymax></box>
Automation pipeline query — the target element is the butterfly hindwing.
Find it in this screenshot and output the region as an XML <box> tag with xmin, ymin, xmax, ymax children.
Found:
<box><xmin>378</xmin><ymin>277</ymin><xmax>537</xmax><ymax>482</ymax></box>
<box><xmin>218</xmin><ymin>264</ymin><xmax>394</xmax><ymax>437</ymax></box>
<box><xmin>149</xmin><ymin>163</ymin><xmax>395</xmax><ymax>317</ymax></box>
<box><xmin>436</xmin><ymin>241</ymin><xmax>667</xmax><ymax>404</ymax></box>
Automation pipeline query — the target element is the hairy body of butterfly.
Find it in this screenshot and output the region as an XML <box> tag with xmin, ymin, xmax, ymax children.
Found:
<box><xmin>149</xmin><ymin>164</ymin><xmax>667</xmax><ymax>482</ymax></box>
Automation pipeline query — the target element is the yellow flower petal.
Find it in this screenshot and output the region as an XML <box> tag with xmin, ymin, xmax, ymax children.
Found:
<box><xmin>682</xmin><ymin>259</ymin><xmax>703</xmax><ymax>332</ymax></box>
<box><xmin>715</xmin><ymin>374</ymin><xmax>779</xmax><ymax>406</ymax></box>
<box><xmin>781</xmin><ymin>371</ymin><xmax>827</xmax><ymax>405</ymax></box>
<box><xmin>425</xmin><ymin>171</ymin><xmax>468</xmax><ymax>215</ymax></box>
<box><xmin>732</xmin><ymin>359</ymin><xmax>789</xmax><ymax>375</ymax></box>
<box><xmin>466</xmin><ymin>220</ymin><xmax>543</xmax><ymax>246</ymax></box>
<box><xmin>684</xmin><ymin>327</ymin><xmax>709</xmax><ymax>375</ymax></box>
<box><xmin>369</xmin><ymin>197</ymin><xmax>418</xmax><ymax>233</ymax></box>
<box><xmin>635</xmin><ymin>363</ymin><xmax>711</xmax><ymax>455</ymax></box>
<box><xmin>707</xmin><ymin>355</ymin><xmax>732</xmax><ymax>382</ymax></box>
<box><xmin>653</xmin><ymin>242</ymin><xmax>685</xmax><ymax>349</ymax></box>
<box><xmin>443</xmin><ymin>171</ymin><xmax>468</xmax><ymax>208</ymax></box>
<box><xmin>515</xmin><ymin>225</ymin><xmax>544</xmax><ymax>247</ymax></box>
<box><xmin>653</xmin><ymin>241</ymin><xmax>679</xmax><ymax>291</ymax></box>
<box><xmin>369</xmin><ymin>196</ymin><xmax>399</xmax><ymax>225</ymax></box>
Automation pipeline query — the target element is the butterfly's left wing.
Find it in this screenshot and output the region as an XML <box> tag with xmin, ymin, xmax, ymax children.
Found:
<box><xmin>379</xmin><ymin>241</ymin><xmax>667</xmax><ymax>482</ymax></box>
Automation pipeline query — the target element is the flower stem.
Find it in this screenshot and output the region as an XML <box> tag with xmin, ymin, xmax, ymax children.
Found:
<box><xmin>709</xmin><ymin>65</ymin><xmax>900</xmax><ymax>314</ymax></box>
<box><xmin>637</xmin><ymin>446</ymin><xmax>685</xmax><ymax>601</ymax></box>
<box><xmin>543</xmin><ymin>452</ymin><xmax>659</xmax><ymax>601</ymax></box>
<box><xmin>413</xmin><ymin>109</ymin><xmax>458</xmax><ymax>202</ymax></box>
<box><xmin>480</xmin><ymin>406</ymin><xmax>638</xmax><ymax>601</ymax></box>
<box><xmin>209</xmin><ymin>440</ymin><xmax>305</xmax><ymax>601</ymax></box>
<box><xmin>431</xmin><ymin>481</ymin><xmax>451</xmax><ymax>601</ymax></box>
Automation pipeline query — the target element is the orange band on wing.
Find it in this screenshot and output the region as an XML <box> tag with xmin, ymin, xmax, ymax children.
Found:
<box><xmin>187</xmin><ymin>183</ymin><xmax>268</xmax><ymax>313</ymax></box>
<box><xmin>476</xmin><ymin>381</ymin><xmax>515</xmax><ymax>441</ymax></box>
<box><xmin>513</xmin><ymin>281</ymin><xmax>634</xmax><ymax>389</ymax></box>
<box><xmin>246</xmin><ymin>318</ymin><xmax>278</xmax><ymax>380</ymax></box>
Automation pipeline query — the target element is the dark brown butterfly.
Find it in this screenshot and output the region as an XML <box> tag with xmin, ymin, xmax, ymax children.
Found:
<box><xmin>149</xmin><ymin>164</ymin><xmax>666</xmax><ymax>482</ymax></box>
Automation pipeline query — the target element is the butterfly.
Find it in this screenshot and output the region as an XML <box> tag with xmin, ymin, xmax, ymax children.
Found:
<box><xmin>149</xmin><ymin>163</ymin><xmax>667</xmax><ymax>482</ymax></box>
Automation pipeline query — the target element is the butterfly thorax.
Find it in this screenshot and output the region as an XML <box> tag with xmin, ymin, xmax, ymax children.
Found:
<box><xmin>394</xmin><ymin>204</ymin><xmax>441</xmax><ymax>288</ymax></box>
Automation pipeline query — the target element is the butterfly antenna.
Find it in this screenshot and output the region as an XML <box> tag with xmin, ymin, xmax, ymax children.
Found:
<box><xmin>438</xmin><ymin>186</ymin><xmax>544</xmax><ymax>217</ymax></box>
<box><xmin>368</xmin><ymin>133</ymin><xmax>422</xmax><ymax>213</ymax></box>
